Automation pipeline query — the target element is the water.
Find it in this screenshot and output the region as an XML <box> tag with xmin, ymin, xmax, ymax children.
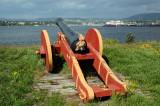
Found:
<box><xmin>0</xmin><ymin>26</ymin><xmax>160</xmax><ymax>46</ymax></box>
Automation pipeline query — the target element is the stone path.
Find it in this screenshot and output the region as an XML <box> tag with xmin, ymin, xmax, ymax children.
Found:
<box><xmin>34</xmin><ymin>70</ymin><xmax>126</xmax><ymax>105</ymax></box>
<box><xmin>35</xmin><ymin>73</ymin><xmax>78</xmax><ymax>96</ymax></box>
<box><xmin>34</xmin><ymin>72</ymin><xmax>107</xmax><ymax>95</ymax></box>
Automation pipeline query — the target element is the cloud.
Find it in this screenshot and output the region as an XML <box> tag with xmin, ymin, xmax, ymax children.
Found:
<box><xmin>22</xmin><ymin>2</ymin><xmax>35</xmax><ymax>8</ymax></box>
<box><xmin>55</xmin><ymin>1</ymin><xmax>86</xmax><ymax>9</ymax></box>
<box><xmin>1</xmin><ymin>0</ymin><xmax>27</xmax><ymax>3</ymax></box>
<box><xmin>0</xmin><ymin>0</ymin><xmax>160</xmax><ymax>19</ymax></box>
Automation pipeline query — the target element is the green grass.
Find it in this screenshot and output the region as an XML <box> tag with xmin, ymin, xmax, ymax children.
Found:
<box><xmin>0</xmin><ymin>46</ymin><xmax>66</xmax><ymax>105</ymax></box>
<box><xmin>0</xmin><ymin>39</ymin><xmax>160</xmax><ymax>105</ymax></box>
<box><xmin>103</xmin><ymin>39</ymin><xmax>160</xmax><ymax>105</ymax></box>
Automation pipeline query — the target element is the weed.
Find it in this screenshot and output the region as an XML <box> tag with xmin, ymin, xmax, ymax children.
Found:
<box><xmin>47</xmin><ymin>80</ymin><xmax>53</xmax><ymax>83</ymax></box>
<box><xmin>44</xmin><ymin>92</ymin><xmax>66</xmax><ymax>106</ymax></box>
<box><xmin>66</xmin><ymin>100</ymin><xmax>79</xmax><ymax>106</ymax></box>
<box><xmin>62</xmin><ymin>85</ymin><xmax>76</xmax><ymax>89</ymax></box>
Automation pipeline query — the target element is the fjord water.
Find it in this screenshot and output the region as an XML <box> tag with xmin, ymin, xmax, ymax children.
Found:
<box><xmin>0</xmin><ymin>26</ymin><xmax>160</xmax><ymax>46</ymax></box>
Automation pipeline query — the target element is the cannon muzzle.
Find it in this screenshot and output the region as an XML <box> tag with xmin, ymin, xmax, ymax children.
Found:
<box><xmin>55</xmin><ymin>18</ymin><xmax>87</xmax><ymax>53</ymax></box>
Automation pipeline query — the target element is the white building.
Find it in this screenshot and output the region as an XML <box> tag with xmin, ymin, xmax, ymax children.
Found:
<box><xmin>106</xmin><ymin>20</ymin><xmax>124</xmax><ymax>26</ymax></box>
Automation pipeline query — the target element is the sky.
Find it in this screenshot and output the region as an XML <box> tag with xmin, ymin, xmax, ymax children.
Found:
<box><xmin>0</xmin><ymin>0</ymin><xmax>160</xmax><ymax>19</ymax></box>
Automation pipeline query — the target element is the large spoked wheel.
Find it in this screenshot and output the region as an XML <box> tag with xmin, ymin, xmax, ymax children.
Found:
<box><xmin>85</xmin><ymin>28</ymin><xmax>103</xmax><ymax>56</ymax></box>
<box><xmin>41</xmin><ymin>30</ymin><xmax>53</xmax><ymax>72</ymax></box>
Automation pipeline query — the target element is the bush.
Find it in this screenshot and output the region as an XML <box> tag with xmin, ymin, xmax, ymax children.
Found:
<box><xmin>126</xmin><ymin>33</ymin><xmax>135</xmax><ymax>44</ymax></box>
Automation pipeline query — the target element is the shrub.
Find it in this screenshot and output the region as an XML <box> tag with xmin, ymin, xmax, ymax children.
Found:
<box><xmin>125</xmin><ymin>33</ymin><xmax>135</xmax><ymax>44</ymax></box>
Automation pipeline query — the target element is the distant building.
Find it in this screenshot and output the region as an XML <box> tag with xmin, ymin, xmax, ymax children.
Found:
<box><xmin>103</xmin><ymin>20</ymin><xmax>138</xmax><ymax>27</ymax></box>
<box><xmin>105</xmin><ymin>20</ymin><xmax>124</xmax><ymax>27</ymax></box>
<box><xmin>18</xmin><ymin>22</ymin><xmax>25</xmax><ymax>26</ymax></box>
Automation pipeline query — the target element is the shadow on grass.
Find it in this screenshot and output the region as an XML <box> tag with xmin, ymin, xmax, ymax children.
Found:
<box><xmin>102</xmin><ymin>55</ymin><xmax>110</xmax><ymax>65</ymax></box>
<box><xmin>51</xmin><ymin>54</ymin><xmax>66</xmax><ymax>73</ymax></box>
<box><xmin>78</xmin><ymin>59</ymin><xmax>105</xmax><ymax>85</ymax></box>
<box><xmin>94</xmin><ymin>96</ymin><xmax>111</xmax><ymax>102</ymax></box>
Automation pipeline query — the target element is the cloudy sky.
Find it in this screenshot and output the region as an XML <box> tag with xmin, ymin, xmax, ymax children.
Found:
<box><xmin>0</xmin><ymin>0</ymin><xmax>160</xmax><ymax>19</ymax></box>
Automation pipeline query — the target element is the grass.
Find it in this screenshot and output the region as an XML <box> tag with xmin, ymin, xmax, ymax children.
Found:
<box><xmin>0</xmin><ymin>39</ymin><xmax>160</xmax><ymax>105</ymax></box>
<box><xmin>103</xmin><ymin>39</ymin><xmax>160</xmax><ymax>105</ymax></box>
<box><xmin>0</xmin><ymin>46</ymin><xmax>66</xmax><ymax>105</ymax></box>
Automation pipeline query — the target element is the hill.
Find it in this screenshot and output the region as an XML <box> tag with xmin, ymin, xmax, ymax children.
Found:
<box><xmin>123</xmin><ymin>13</ymin><xmax>160</xmax><ymax>21</ymax></box>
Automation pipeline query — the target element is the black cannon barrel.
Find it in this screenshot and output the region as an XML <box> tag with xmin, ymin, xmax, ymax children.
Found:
<box><xmin>55</xmin><ymin>18</ymin><xmax>87</xmax><ymax>52</ymax></box>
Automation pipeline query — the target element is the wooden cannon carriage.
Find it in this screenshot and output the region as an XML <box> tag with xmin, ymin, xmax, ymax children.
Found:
<box><xmin>36</xmin><ymin>18</ymin><xmax>126</xmax><ymax>102</ymax></box>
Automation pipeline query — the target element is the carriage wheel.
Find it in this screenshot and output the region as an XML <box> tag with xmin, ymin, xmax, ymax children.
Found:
<box><xmin>85</xmin><ymin>28</ymin><xmax>103</xmax><ymax>56</ymax></box>
<box><xmin>41</xmin><ymin>30</ymin><xmax>53</xmax><ymax>72</ymax></box>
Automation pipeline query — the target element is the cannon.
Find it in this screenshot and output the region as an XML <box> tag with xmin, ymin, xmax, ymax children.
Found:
<box><xmin>36</xmin><ymin>18</ymin><xmax>126</xmax><ymax>102</ymax></box>
<box><xmin>55</xmin><ymin>18</ymin><xmax>87</xmax><ymax>53</ymax></box>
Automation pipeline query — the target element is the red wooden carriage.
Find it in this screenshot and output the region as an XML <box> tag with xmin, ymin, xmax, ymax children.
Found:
<box><xmin>36</xmin><ymin>18</ymin><xmax>126</xmax><ymax>102</ymax></box>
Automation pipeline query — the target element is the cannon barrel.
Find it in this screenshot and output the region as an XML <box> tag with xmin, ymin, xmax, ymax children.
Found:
<box><xmin>55</xmin><ymin>18</ymin><xmax>87</xmax><ymax>52</ymax></box>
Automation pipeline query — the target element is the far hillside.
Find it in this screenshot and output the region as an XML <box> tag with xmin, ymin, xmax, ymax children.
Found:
<box><xmin>123</xmin><ymin>13</ymin><xmax>160</xmax><ymax>21</ymax></box>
